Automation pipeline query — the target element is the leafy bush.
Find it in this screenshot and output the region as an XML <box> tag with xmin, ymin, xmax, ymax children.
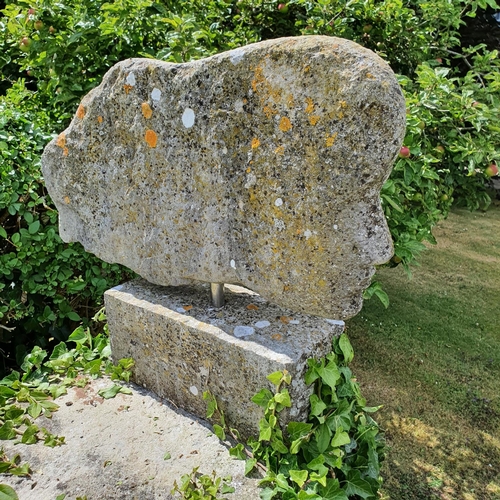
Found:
<box><xmin>0</xmin><ymin>82</ymin><xmax>130</xmax><ymax>364</ymax></box>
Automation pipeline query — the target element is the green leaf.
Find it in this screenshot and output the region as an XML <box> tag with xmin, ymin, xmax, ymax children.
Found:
<box><xmin>259</xmin><ymin>487</ymin><xmax>277</xmax><ymax>500</ymax></box>
<box><xmin>98</xmin><ymin>384</ymin><xmax>122</xmax><ymax>399</ymax></box>
<box><xmin>274</xmin><ymin>389</ymin><xmax>291</xmax><ymax>408</ymax></box>
<box><xmin>287</xmin><ymin>421</ymin><xmax>313</xmax><ymax>441</ymax></box>
<box><xmin>259</xmin><ymin>418</ymin><xmax>272</xmax><ymax>441</ymax></box>
<box><xmin>28</xmin><ymin>220</ymin><xmax>40</xmax><ymax>234</ymax></box>
<box><xmin>27</xmin><ymin>401</ymin><xmax>42</xmax><ymax>419</ymax></box>
<box><xmin>309</xmin><ymin>394</ymin><xmax>327</xmax><ymax>416</ymax></box>
<box><xmin>229</xmin><ymin>443</ymin><xmax>246</xmax><ymax>460</ymax></box>
<box><xmin>251</xmin><ymin>388</ymin><xmax>274</xmax><ymax>409</ymax></box>
<box><xmin>320</xmin><ymin>479</ymin><xmax>348</xmax><ymax>500</ymax></box>
<box><xmin>316</xmin><ymin>423</ymin><xmax>331</xmax><ymax>453</ymax></box>
<box><xmin>266</xmin><ymin>371</ymin><xmax>283</xmax><ymax>386</ymax></box>
<box><xmin>21</xmin><ymin>425</ymin><xmax>39</xmax><ymax>444</ymax></box>
<box><xmin>221</xmin><ymin>483</ymin><xmax>235</xmax><ymax>494</ymax></box>
<box><xmin>213</xmin><ymin>424</ymin><xmax>226</xmax><ymax>441</ymax></box>
<box><xmin>0</xmin><ymin>227</ymin><xmax>7</xmax><ymax>239</ymax></box>
<box><xmin>0</xmin><ymin>422</ymin><xmax>16</xmax><ymax>440</ymax></box>
<box><xmin>290</xmin><ymin>470</ymin><xmax>308</xmax><ymax>488</ymax></box>
<box><xmin>245</xmin><ymin>458</ymin><xmax>257</xmax><ymax>475</ymax></box>
<box><xmin>0</xmin><ymin>484</ymin><xmax>19</xmax><ymax>500</ymax></box>
<box><xmin>330</xmin><ymin>428</ymin><xmax>351</xmax><ymax>448</ymax></box>
<box><xmin>317</xmin><ymin>362</ymin><xmax>340</xmax><ymax>390</ymax></box>
<box><xmin>55</xmin><ymin>495</ymin><xmax>67</xmax><ymax>500</ymax></box>
<box><xmin>67</xmin><ymin>312</ymin><xmax>81</xmax><ymax>321</ymax></box>
<box><xmin>163</xmin><ymin>452</ymin><xmax>171</xmax><ymax>460</ymax></box>
<box><xmin>343</xmin><ymin>471</ymin><xmax>375</xmax><ymax>499</ymax></box>
<box><xmin>338</xmin><ymin>335</ymin><xmax>354</xmax><ymax>364</ymax></box>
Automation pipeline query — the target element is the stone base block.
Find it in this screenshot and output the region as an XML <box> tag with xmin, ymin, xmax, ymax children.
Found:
<box><xmin>105</xmin><ymin>279</ymin><xmax>344</xmax><ymax>437</ymax></box>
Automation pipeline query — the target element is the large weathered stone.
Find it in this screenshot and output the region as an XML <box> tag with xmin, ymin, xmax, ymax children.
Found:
<box><xmin>42</xmin><ymin>36</ymin><xmax>406</xmax><ymax>319</ymax></box>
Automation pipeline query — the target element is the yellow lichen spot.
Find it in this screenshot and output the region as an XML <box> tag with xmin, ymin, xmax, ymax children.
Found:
<box><xmin>251</xmin><ymin>137</ymin><xmax>261</xmax><ymax>149</ymax></box>
<box><xmin>123</xmin><ymin>84</ymin><xmax>133</xmax><ymax>94</ymax></box>
<box><xmin>252</xmin><ymin>66</ymin><xmax>265</xmax><ymax>92</ymax></box>
<box><xmin>318</xmin><ymin>279</ymin><xmax>327</xmax><ymax>287</ymax></box>
<box><xmin>270</xmin><ymin>88</ymin><xmax>282</xmax><ymax>103</ymax></box>
<box><xmin>271</xmin><ymin>333</ymin><xmax>282</xmax><ymax>341</ymax></box>
<box><xmin>246</xmin><ymin>167</ymin><xmax>252</xmax><ymax>173</ymax></box>
<box><xmin>62</xmin><ymin>147</ymin><xmax>69</xmax><ymax>157</ymax></box>
<box><xmin>325</xmin><ymin>132</ymin><xmax>338</xmax><ymax>147</ymax></box>
<box><xmin>76</xmin><ymin>104</ymin><xmax>85</xmax><ymax>119</ymax></box>
<box><xmin>279</xmin><ymin>116</ymin><xmax>292</xmax><ymax>132</ymax></box>
<box><xmin>275</xmin><ymin>145</ymin><xmax>285</xmax><ymax>155</ymax></box>
<box><xmin>305</xmin><ymin>97</ymin><xmax>314</xmax><ymax>114</ymax></box>
<box><xmin>63</xmin><ymin>196</ymin><xmax>70</xmax><ymax>204</ymax></box>
<box><xmin>287</xmin><ymin>94</ymin><xmax>295</xmax><ymax>108</ymax></box>
<box><xmin>141</xmin><ymin>102</ymin><xmax>153</xmax><ymax>119</ymax></box>
<box><xmin>337</xmin><ymin>111</ymin><xmax>344</xmax><ymax>120</ymax></box>
<box><xmin>283</xmin><ymin>285</ymin><xmax>290</xmax><ymax>292</ymax></box>
<box><xmin>56</xmin><ymin>133</ymin><xmax>66</xmax><ymax>149</ymax></box>
<box><xmin>339</xmin><ymin>100</ymin><xmax>347</xmax><ymax>108</ymax></box>
<box><xmin>303</xmin><ymin>65</ymin><xmax>310</xmax><ymax>73</ymax></box>
<box><xmin>263</xmin><ymin>105</ymin><xmax>277</xmax><ymax>118</ymax></box>
<box><xmin>272</xmin><ymin>247</ymin><xmax>279</xmax><ymax>254</ymax></box>
<box><xmin>145</xmin><ymin>129</ymin><xmax>158</xmax><ymax>148</ymax></box>
<box><xmin>308</xmin><ymin>115</ymin><xmax>320</xmax><ymax>126</ymax></box>
<box><xmin>97</xmin><ymin>115</ymin><xmax>104</xmax><ymax>124</ymax></box>
<box><xmin>243</xmin><ymin>98</ymin><xmax>248</xmax><ymax>104</ymax></box>
<box><xmin>366</xmin><ymin>72</ymin><xmax>375</xmax><ymax>79</ymax></box>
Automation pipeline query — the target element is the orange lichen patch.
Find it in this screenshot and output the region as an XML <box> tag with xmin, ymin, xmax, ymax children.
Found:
<box><xmin>123</xmin><ymin>84</ymin><xmax>133</xmax><ymax>94</ymax></box>
<box><xmin>325</xmin><ymin>132</ymin><xmax>338</xmax><ymax>147</ymax></box>
<box><xmin>263</xmin><ymin>105</ymin><xmax>277</xmax><ymax>119</ymax></box>
<box><xmin>97</xmin><ymin>115</ymin><xmax>104</xmax><ymax>124</ymax></box>
<box><xmin>62</xmin><ymin>147</ymin><xmax>69</xmax><ymax>157</ymax></box>
<box><xmin>280</xmin><ymin>316</ymin><xmax>292</xmax><ymax>324</ymax></box>
<box><xmin>251</xmin><ymin>66</ymin><xmax>265</xmax><ymax>92</ymax></box>
<box><xmin>270</xmin><ymin>88</ymin><xmax>282</xmax><ymax>103</ymax></box>
<box><xmin>246</xmin><ymin>167</ymin><xmax>252</xmax><ymax>173</ymax></box>
<box><xmin>271</xmin><ymin>333</ymin><xmax>283</xmax><ymax>341</ymax></box>
<box><xmin>141</xmin><ymin>102</ymin><xmax>153</xmax><ymax>119</ymax></box>
<box><xmin>251</xmin><ymin>137</ymin><xmax>260</xmax><ymax>149</ymax></box>
<box><xmin>279</xmin><ymin>116</ymin><xmax>292</xmax><ymax>132</ymax></box>
<box><xmin>56</xmin><ymin>133</ymin><xmax>66</xmax><ymax>149</ymax></box>
<box><xmin>275</xmin><ymin>145</ymin><xmax>285</xmax><ymax>155</ymax></box>
<box><xmin>145</xmin><ymin>129</ymin><xmax>158</xmax><ymax>148</ymax></box>
<box><xmin>308</xmin><ymin>115</ymin><xmax>320</xmax><ymax>126</ymax></box>
<box><xmin>305</xmin><ymin>97</ymin><xmax>314</xmax><ymax>114</ymax></box>
<box><xmin>63</xmin><ymin>196</ymin><xmax>70</xmax><ymax>204</ymax></box>
<box><xmin>283</xmin><ymin>285</ymin><xmax>290</xmax><ymax>292</ymax></box>
<box><xmin>182</xmin><ymin>305</ymin><xmax>193</xmax><ymax>311</ymax></box>
<box><xmin>246</xmin><ymin>304</ymin><xmax>259</xmax><ymax>310</ymax></box>
<box><xmin>76</xmin><ymin>104</ymin><xmax>85</xmax><ymax>119</ymax></box>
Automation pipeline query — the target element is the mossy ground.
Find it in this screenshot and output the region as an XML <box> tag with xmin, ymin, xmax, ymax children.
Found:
<box><xmin>348</xmin><ymin>204</ymin><xmax>500</xmax><ymax>500</ymax></box>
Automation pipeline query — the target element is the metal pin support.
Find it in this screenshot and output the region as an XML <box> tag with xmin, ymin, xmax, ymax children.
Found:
<box><xmin>210</xmin><ymin>283</ymin><xmax>225</xmax><ymax>308</ymax></box>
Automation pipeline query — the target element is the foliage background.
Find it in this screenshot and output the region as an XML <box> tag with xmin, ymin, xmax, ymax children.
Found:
<box><xmin>0</xmin><ymin>0</ymin><xmax>499</xmax><ymax>367</ymax></box>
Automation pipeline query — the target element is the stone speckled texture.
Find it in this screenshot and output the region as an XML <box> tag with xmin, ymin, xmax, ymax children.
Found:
<box><xmin>105</xmin><ymin>280</ymin><xmax>345</xmax><ymax>437</ymax></box>
<box><xmin>42</xmin><ymin>36</ymin><xmax>406</xmax><ymax>319</ymax></box>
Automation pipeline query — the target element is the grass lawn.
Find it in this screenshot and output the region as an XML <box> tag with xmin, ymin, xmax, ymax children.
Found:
<box><xmin>347</xmin><ymin>204</ymin><xmax>500</xmax><ymax>500</ymax></box>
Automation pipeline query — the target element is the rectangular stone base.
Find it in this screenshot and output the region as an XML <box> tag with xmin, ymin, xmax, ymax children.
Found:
<box><xmin>104</xmin><ymin>279</ymin><xmax>344</xmax><ymax>437</ymax></box>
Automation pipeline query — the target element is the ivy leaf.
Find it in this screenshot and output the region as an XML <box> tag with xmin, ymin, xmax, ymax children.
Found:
<box><xmin>309</xmin><ymin>394</ymin><xmax>327</xmax><ymax>416</ymax></box>
<box><xmin>259</xmin><ymin>487</ymin><xmax>277</xmax><ymax>500</ymax></box>
<box><xmin>290</xmin><ymin>470</ymin><xmax>308</xmax><ymax>488</ymax></box>
<box><xmin>259</xmin><ymin>418</ymin><xmax>272</xmax><ymax>441</ymax></box>
<box><xmin>252</xmin><ymin>388</ymin><xmax>274</xmax><ymax>409</ymax></box>
<box><xmin>213</xmin><ymin>424</ymin><xmax>225</xmax><ymax>441</ymax></box>
<box><xmin>297</xmin><ymin>492</ymin><xmax>322</xmax><ymax>500</ymax></box>
<box><xmin>287</xmin><ymin>422</ymin><xmax>313</xmax><ymax>441</ymax></box>
<box><xmin>0</xmin><ymin>422</ymin><xmax>16</xmax><ymax>440</ymax></box>
<box><xmin>98</xmin><ymin>384</ymin><xmax>122</xmax><ymax>399</ymax></box>
<box><xmin>317</xmin><ymin>362</ymin><xmax>340</xmax><ymax>390</ymax></box>
<box><xmin>266</xmin><ymin>371</ymin><xmax>283</xmax><ymax>386</ymax></box>
<box><xmin>316</xmin><ymin>423</ymin><xmax>331</xmax><ymax>453</ymax></box>
<box><xmin>245</xmin><ymin>458</ymin><xmax>257</xmax><ymax>475</ymax></box>
<box><xmin>229</xmin><ymin>443</ymin><xmax>246</xmax><ymax>460</ymax></box>
<box><xmin>331</xmin><ymin>428</ymin><xmax>351</xmax><ymax>448</ymax></box>
<box><xmin>0</xmin><ymin>484</ymin><xmax>19</xmax><ymax>500</ymax></box>
<box><xmin>343</xmin><ymin>470</ymin><xmax>375</xmax><ymax>499</ymax></box>
<box><xmin>27</xmin><ymin>402</ymin><xmax>42</xmax><ymax>419</ymax></box>
<box><xmin>320</xmin><ymin>478</ymin><xmax>349</xmax><ymax>500</ymax></box>
<box><xmin>221</xmin><ymin>483</ymin><xmax>235</xmax><ymax>494</ymax></box>
<box><xmin>338</xmin><ymin>335</ymin><xmax>354</xmax><ymax>364</ymax></box>
<box><xmin>274</xmin><ymin>389</ymin><xmax>291</xmax><ymax>408</ymax></box>
<box><xmin>21</xmin><ymin>425</ymin><xmax>39</xmax><ymax>444</ymax></box>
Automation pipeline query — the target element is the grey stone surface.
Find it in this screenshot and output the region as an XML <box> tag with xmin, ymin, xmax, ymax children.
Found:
<box><xmin>0</xmin><ymin>377</ymin><xmax>262</xmax><ymax>500</ymax></box>
<box><xmin>42</xmin><ymin>35</ymin><xmax>406</xmax><ymax>319</ymax></box>
<box><xmin>105</xmin><ymin>280</ymin><xmax>345</xmax><ymax>437</ymax></box>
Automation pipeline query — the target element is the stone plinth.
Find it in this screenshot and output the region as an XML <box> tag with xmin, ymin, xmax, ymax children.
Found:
<box><xmin>105</xmin><ymin>280</ymin><xmax>344</xmax><ymax>437</ymax></box>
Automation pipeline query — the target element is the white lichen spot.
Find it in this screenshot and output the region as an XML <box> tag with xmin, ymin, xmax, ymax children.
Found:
<box><xmin>275</xmin><ymin>198</ymin><xmax>283</xmax><ymax>207</ymax></box>
<box><xmin>189</xmin><ymin>385</ymin><xmax>199</xmax><ymax>396</ymax></box>
<box><xmin>274</xmin><ymin>218</ymin><xmax>286</xmax><ymax>231</ymax></box>
<box><xmin>126</xmin><ymin>72</ymin><xmax>136</xmax><ymax>86</ymax></box>
<box><xmin>200</xmin><ymin>366</ymin><xmax>209</xmax><ymax>377</ymax></box>
<box><xmin>230</xmin><ymin>48</ymin><xmax>245</xmax><ymax>65</ymax></box>
<box><xmin>112</xmin><ymin>285</ymin><xmax>123</xmax><ymax>291</ymax></box>
<box><xmin>289</xmin><ymin>320</ymin><xmax>300</xmax><ymax>325</ymax></box>
<box><xmin>333</xmin><ymin>224</ymin><xmax>338</xmax><ymax>230</ymax></box>
<box><xmin>182</xmin><ymin>108</ymin><xmax>195</xmax><ymax>128</ymax></box>
<box><xmin>176</xmin><ymin>307</ymin><xmax>186</xmax><ymax>314</ymax></box>
<box><xmin>230</xmin><ymin>259</ymin><xmax>236</xmax><ymax>269</ymax></box>
<box><xmin>151</xmin><ymin>88</ymin><xmax>162</xmax><ymax>101</ymax></box>
<box><xmin>222</xmin><ymin>147</ymin><xmax>228</xmax><ymax>155</ymax></box>
<box><xmin>304</xmin><ymin>229</ymin><xmax>312</xmax><ymax>239</ymax></box>
<box><xmin>234</xmin><ymin>99</ymin><xmax>245</xmax><ymax>112</ymax></box>
<box><xmin>255</xmin><ymin>320</ymin><xmax>271</xmax><ymax>329</ymax></box>
<box><xmin>325</xmin><ymin>319</ymin><xmax>345</xmax><ymax>327</ymax></box>
<box><xmin>244</xmin><ymin>173</ymin><xmax>257</xmax><ymax>189</ymax></box>
<box><xmin>234</xmin><ymin>326</ymin><xmax>255</xmax><ymax>338</ymax></box>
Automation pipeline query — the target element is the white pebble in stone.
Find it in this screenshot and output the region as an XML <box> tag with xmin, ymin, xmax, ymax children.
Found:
<box><xmin>182</xmin><ymin>108</ymin><xmax>195</xmax><ymax>128</ymax></box>
<box><xmin>275</xmin><ymin>198</ymin><xmax>283</xmax><ymax>207</ymax></box>
<box><xmin>304</xmin><ymin>229</ymin><xmax>312</xmax><ymax>239</ymax></box>
<box><xmin>325</xmin><ymin>319</ymin><xmax>345</xmax><ymax>326</ymax></box>
<box><xmin>289</xmin><ymin>320</ymin><xmax>300</xmax><ymax>325</ymax></box>
<box><xmin>189</xmin><ymin>385</ymin><xmax>199</xmax><ymax>396</ymax></box>
<box><xmin>333</xmin><ymin>224</ymin><xmax>338</xmax><ymax>230</ymax></box>
<box><xmin>151</xmin><ymin>88</ymin><xmax>161</xmax><ymax>101</ymax></box>
<box><xmin>230</xmin><ymin>259</ymin><xmax>236</xmax><ymax>269</ymax></box>
<box><xmin>254</xmin><ymin>320</ymin><xmax>271</xmax><ymax>329</ymax></box>
<box><xmin>176</xmin><ymin>307</ymin><xmax>186</xmax><ymax>314</ymax></box>
<box><xmin>234</xmin><ymin>326</ymin><xmax>255</xmax><ymax>337</ymax></box>
<box><xmin>126</xmin><ymin>72</ymin><xmax>136</xmax><ymax>86</ymax></box>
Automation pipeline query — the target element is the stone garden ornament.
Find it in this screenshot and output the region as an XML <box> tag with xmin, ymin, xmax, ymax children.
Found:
<box><xmin>42</xmin><ymin>36</ymin><xmax>406</xmax><ymax>320</ymax></box>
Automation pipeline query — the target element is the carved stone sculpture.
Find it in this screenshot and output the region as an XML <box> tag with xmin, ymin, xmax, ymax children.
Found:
<box><xmin>42</xmin><ymin>36</ymin><xmax>406</xmax><ymax>319</ymax></box>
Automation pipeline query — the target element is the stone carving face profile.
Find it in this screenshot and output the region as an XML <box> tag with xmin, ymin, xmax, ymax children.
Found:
<box><xmin>42</xmin><ymin>36</ymin><xmax>406</xmax><ymax>319</ymax></box>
